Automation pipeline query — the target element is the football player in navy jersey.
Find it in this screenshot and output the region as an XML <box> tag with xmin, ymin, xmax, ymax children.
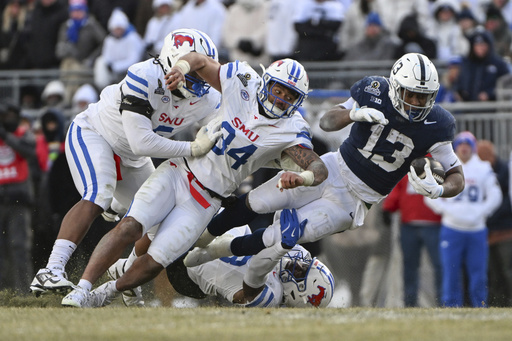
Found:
<box><xmin>184</xmin><ymin>53</ymin><xmax>466</xmax><ymax>268</ymax></box>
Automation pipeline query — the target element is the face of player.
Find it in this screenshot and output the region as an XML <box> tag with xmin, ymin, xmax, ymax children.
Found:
<box><xmin>267</xmin><ymin>82</ymin><xmax>299</xmax><ymax>112</ymax></box>
<box><xmin>284</xmin><ymin>258</ymin><xmax>308</xmax><ymax>280</ymax></box>
<box><xmin>401</xmin><ymin>88</ymin><xmax>429</xmax><ymax>112</ymax></box>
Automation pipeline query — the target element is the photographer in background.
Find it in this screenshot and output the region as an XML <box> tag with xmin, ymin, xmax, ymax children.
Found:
<box><xmin>0</xmin><ymin>102</ymin><xmax>36</xmax><ymax>294</ymax></box>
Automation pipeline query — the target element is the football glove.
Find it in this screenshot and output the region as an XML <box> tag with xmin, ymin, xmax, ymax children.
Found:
<box><xmin>280</xmin><ymin>208</ymin><xmax>307</xmax><ymax>249</ymax></box>
<box><xmin>349</xmin><ymin>101</ymin><xmax>389</xmax><ymax>125</ymax></box>
<box><xmin>190</xmin><ymin>119</ymin><xmax>222</xmax><ymax>157</ymax></box>
<box><xmin>408</xmin><ymin>161</ymin><xmax>444</xmax><ymax>199</ymax></box>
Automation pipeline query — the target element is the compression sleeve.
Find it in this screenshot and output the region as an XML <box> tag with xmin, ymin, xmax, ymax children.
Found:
<box><xmin>122</xmin><ymin>110</ymin><xmax>192</xmax><ymax>158</ymax></box>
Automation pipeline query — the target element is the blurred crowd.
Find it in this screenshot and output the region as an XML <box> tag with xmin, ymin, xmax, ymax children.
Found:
<box><xmin>1</xmin><ymin>0</ymin><xmax>512</xmax><ymax>308</ymax></box>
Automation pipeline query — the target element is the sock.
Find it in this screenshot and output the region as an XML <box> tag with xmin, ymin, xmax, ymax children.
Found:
<box><xmin>112</xmin><ymin>280</ymin><xmax>120</xmax><ymax>293</ymax></box>
<box><xmin>46</xmin><ymin>239</ymin><xmax>77</xmax><ymax>272</ymax></box>
<box><xmin>207</xmin><ymin>193</ymin><xmax>258</xmax><ymax>236</ymax></box>
<box><xmin>230</xmin><ymin>228</ymin><xmax>266</xmax><ymax>256</ymax></box>
<box><xmin>78</xmin><ymin>279</ymin><xmax>92</xmax><ymax>291</ymax></box>
<box><xmin>125</xmin><ymin>248</ymin><xmax>137</xmax><ymax>269</ymax></box>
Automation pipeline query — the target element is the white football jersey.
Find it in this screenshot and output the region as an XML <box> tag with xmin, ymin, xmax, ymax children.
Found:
<box><xmin>187</xmin><ymin>226</ymin><xmax>309</xmax><ymax>307</ymax></box>
<box><xmin>425</xmin><ymin>155</ymin><xmax>502</xmax><ymax>231</ymax></box>
<box><xmin>73</xmin><ymin>58</ymin><xmax>221</xmax><ymax>164</ymax></box>
<box><xmin>186</xmin><ymin>61</ymin><xmax>313</xmax><ymax>197</ymax></box>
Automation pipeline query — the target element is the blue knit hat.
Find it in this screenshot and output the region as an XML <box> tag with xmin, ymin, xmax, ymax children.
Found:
<box><xmin>366</xmin><ymin>12</ymin><xmax>382</xmax><ymax>27</ymax></box>
<box><xmin>453</xmin><ymin>131</ymin><xmax>477</xmax><ymax>152</ymax></box>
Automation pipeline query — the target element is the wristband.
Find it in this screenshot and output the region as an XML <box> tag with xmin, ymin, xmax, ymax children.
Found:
<box><xmin>175</xmin><ymin>59</ymin><xmax>191</xmax><ymax>75</ymax></box>
<box><xmin>299</xmin><ymin>170</ymin><xmax>314</xmax><ymax>186</ymax></box>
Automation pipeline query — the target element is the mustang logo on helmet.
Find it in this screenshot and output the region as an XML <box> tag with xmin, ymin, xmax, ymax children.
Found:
<box><xmin>173</xmin><ymin>34</ymin><xmax>194</xmax><ymax>48</ymax></box>
<box><xmin>307</xmin><ymin>285</ymin><xmax>326</xmax><ymax>307</ymax></box>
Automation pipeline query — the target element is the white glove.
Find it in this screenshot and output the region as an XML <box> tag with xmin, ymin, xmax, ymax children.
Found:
<box><xmin>190</xmin><ymin>124</ymin><xmax>222</xmax><ymax>157</ymax></box>
<box><xmin>408</xmin><ymin>161</ymin><xmax>444</xmax><ymax>199</ymax></box>
<box><xmin>205</xmin><ymin>114</ymin><xmax>223</xmax><ymax>141</ymax></box>
<box><xmin>349</xmin><ymin>102</ymin><xmax>389</xmax><ymax>125</ymax></box>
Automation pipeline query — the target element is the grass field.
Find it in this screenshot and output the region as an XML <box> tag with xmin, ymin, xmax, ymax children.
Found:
<box><xmin>1</xmin><ymin>291</ymin><xmax>512</xmax><ymax>341</ymax></box>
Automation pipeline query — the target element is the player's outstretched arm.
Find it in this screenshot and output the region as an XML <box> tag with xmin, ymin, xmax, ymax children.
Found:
<box><xmin>165</xmin><ymin>52</ymin><xmax>222</xmax><ymax>93</ymax></box>
<box><xmin>279</xmin><ymin>146</ymin><xmax>328</xmax><ymax>189</ymax></box>
<box><xmin>319</xmin><ymin>104</ymin><xmax>352</xmax><ymax>131</ymax></box>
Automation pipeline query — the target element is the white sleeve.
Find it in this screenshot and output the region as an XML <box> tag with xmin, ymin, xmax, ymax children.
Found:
<box><xmin>243</xmin><ymin>243</ymin><xmax>289</xmax><ymax>289</ymax></box>
<box><xmin>429</xmin><ymin>142</ymin><xmax>461</xmax><ymax>172</ymax></box>
<box><xmin>339</xmin><ymin>97</ymin><xmax>355</xmax><ymax>110</ymax></box>
<box><xmin>122</xmin><ymin>110</ymin><xmax>192</xmax><ymax>158</ymax></box>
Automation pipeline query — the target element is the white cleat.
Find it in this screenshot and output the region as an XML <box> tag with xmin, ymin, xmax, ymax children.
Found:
<box><xmin>101</xmin><ymin>208</ymin><xmax>120</xmax><ymax>222</ymax></box>
<box><xmin>184</xmin><ymin>234</ymin><xmax>234</xmax><ymax>267</ymax></box>
<box><xmin>107</xmin><ymin>259</ymin><xmax>145</xmax><ymax>307</ymax></box>
<box><xmin>61</xmin><ymin>286</ymin><xmax>90</xmax><ymax>308</ymax></box>
<box><xmin>30</xmin><ymin>268</ymin><xmax>74</xmax><ymax>296</ymax></box>
<box><xmin>89</xmin><ymin>281</ymin><xmax>118</xmax><ymax>308</ymax></box>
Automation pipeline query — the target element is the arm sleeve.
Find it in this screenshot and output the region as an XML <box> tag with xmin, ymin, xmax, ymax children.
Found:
<box><xmin>122</xmin><ymin>110</ymin><xmax>192</xmax><ymax>158</ymax></box>
<box><xmin>243</xmin><ymin>242</ymin><xmax>289</xmax><ymax>289</ymax></box>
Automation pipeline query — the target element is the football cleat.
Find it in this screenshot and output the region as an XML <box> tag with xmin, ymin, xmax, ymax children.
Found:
<box><xmin>89</xmin><ymin>281</ymin><xmax>118</xmax><ymax>308</ymax></box>
<box><xmin>107</xmin><ymin>259</ymin><xmax>144</xmax><ymax>307</ymax></box>
<box><xmin>101</xmin><ymin>207</ymin><xmax>120</xmax><ymax>222</ymax></box>
<box><xmin>30</xmin><ymin>268</ymin><xmax>74</xmax><ymax>296</ymax></box>
<box><xmin>61</xmin><ymin>286</ymin><xmax>90</xmax><ymax>308</ymax></box>
<box><xmin>183</xmin><ymin>234</ymin><xmax>234</xmax><ymax>267</ymax></box>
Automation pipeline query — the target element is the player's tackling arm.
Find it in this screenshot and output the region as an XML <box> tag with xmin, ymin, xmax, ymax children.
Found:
<box><xmin>278</xmin><ymin>145</ymin><xmax>328</xmax><ymax>189</ymax></box>
<box><xmin>165</xmin><ymin>52</ymin><xmax>222</xmax><ymax>92</ymax></box>
<box><xmin>319</xmin><ymin>104</ymin><xmax>353</xmax><ymax>131</ymax></box>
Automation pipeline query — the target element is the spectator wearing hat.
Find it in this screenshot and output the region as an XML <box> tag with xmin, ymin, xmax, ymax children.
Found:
<box><xmin>0</xmin><ymin>0</ymin><xmax>31</xmax><ymax>70</ymax></box>
<box><xmin>293</xmin><ymin>0</ymin><xmax>345</xmax><ymax>62</ymax></box>
<box><xmin>394</xmin><ymin>13</ymin><xmax>437</xmax><ymax>59</ymax></box>
<box><xmin>457</xmin><ymin>5</ymin><xmax>480</xmax><ymax>39</ymax></box>
<box><xmin>70</xmin><ymin>83</ymin><xmax>98</xmax><ymax>119</ymax></box>
<box><xmin>143</xmin><ymin>0</ymin><xmax>177</xmax><ymax>56</ymax></box>
<box><xmin>0</xmin><ymin>102</ymin><xmax>36</xmax><ymax>294</ymax></box>
<box><xmin>41</xmin><ymin>80</ymin><xmax>66</xmax><ymax>112</ymax></box>
<box><xmin>25</xmin><ymin>0</ymin><xmax>68</xmax><ymax>69</ymax></box>
<box><xmin>93</xmin><ymin>8</ymin><xmax>145</xmax><ymax>89</ymax></box>
<box><xmin>484</xmin><ymin>3</ymin><xmax>512</xmax><ymax>58</ymax></box>
<box><xmin>425</xmin><ymin>131</ymin><xmax>502</xmax><ymax>307</ymax></box>
<box><xmin>222</xmin><ymin>0</ymin><xmax>268</xmax><ymax>67</ymax></box>
<box><xmin>431</xmin><ymin>0</ymin><xmax>469</xmax><ymax>63</ymax></box>
<box><xmin>56</xmin><ymin>0</ymin><xmax>106</xmax><ymax>106</ymax></box>
<box><xmin>455</xmin><ymin>27</ymin><xmax>510</xmax><ymax>102</ymax></box>
<box><xmin>342</xmin><ymin>12</ymin><xmax>397</xmax><ymax>62</ymax></box>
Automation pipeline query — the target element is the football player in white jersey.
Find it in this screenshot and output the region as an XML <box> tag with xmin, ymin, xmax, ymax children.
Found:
<box><xmin>90</xmin><ymin>209</ymin><xmax>335</xmax><ymax>308</ymax></box>
<box><xmin>183</xmin><ymin>53</ymin><xmax>466</xmax><ymax>269</ymax></box>
<box><xmin>60</xmin><ymin>54</ymin><xmax>329</xmax><ymax>307</ymax></box>
<box><xmin>30</xmin><ymin>29</ymin><xmax>223</xmax><ymax>296</ymax></box>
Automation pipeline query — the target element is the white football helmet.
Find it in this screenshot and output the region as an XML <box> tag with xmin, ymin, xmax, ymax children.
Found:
<box><xmin>258</xmin><ymin>59</ymin><xmax>309</xmax><ymax>118</ymax></box>
<box><xmin>389</xmin><ymin>53</ymin><xmax>439</xmax><ymax>122</ymax></box>
<box><xmin>280</xmin><ymin>252</ymin><xmax>335</xmax><ymax>308</ymax></box>
<box><xmin>159</xmin><ymin>28</ymin><xmax>218</xmax><ymax>98</ymax></box>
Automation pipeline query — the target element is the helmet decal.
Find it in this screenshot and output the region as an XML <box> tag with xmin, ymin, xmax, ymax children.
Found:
<box><xmin>160</xmin><ymin>29</ymin><xmax>218</xmax><ymax>99</ymax></box>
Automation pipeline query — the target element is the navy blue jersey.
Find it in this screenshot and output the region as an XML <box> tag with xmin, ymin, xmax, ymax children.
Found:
<box><xmin>340</xmin><ymin>76</ymin><xmax>456</xmax><ymax>195</ymax></box>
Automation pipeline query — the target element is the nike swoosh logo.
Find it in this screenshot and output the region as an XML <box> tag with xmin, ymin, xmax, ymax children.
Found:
<box><xmin>291</xmin><ymin>229</ymin><xmax>296</xmax><ymax>238</ymax></box>
<box><xmin>190</xmin><ymin>101</ymin><xmax>200</xmax><ymax>105</ymax></box>
<box><xmin>450</xmin><ymin>160</ymin><xmax>457</xmax><ymax>167</ymax></box>
<box><xmin>424</xmin><ymin>120</ymin><xmax>437</xmax><ymax>125</ymax></box>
